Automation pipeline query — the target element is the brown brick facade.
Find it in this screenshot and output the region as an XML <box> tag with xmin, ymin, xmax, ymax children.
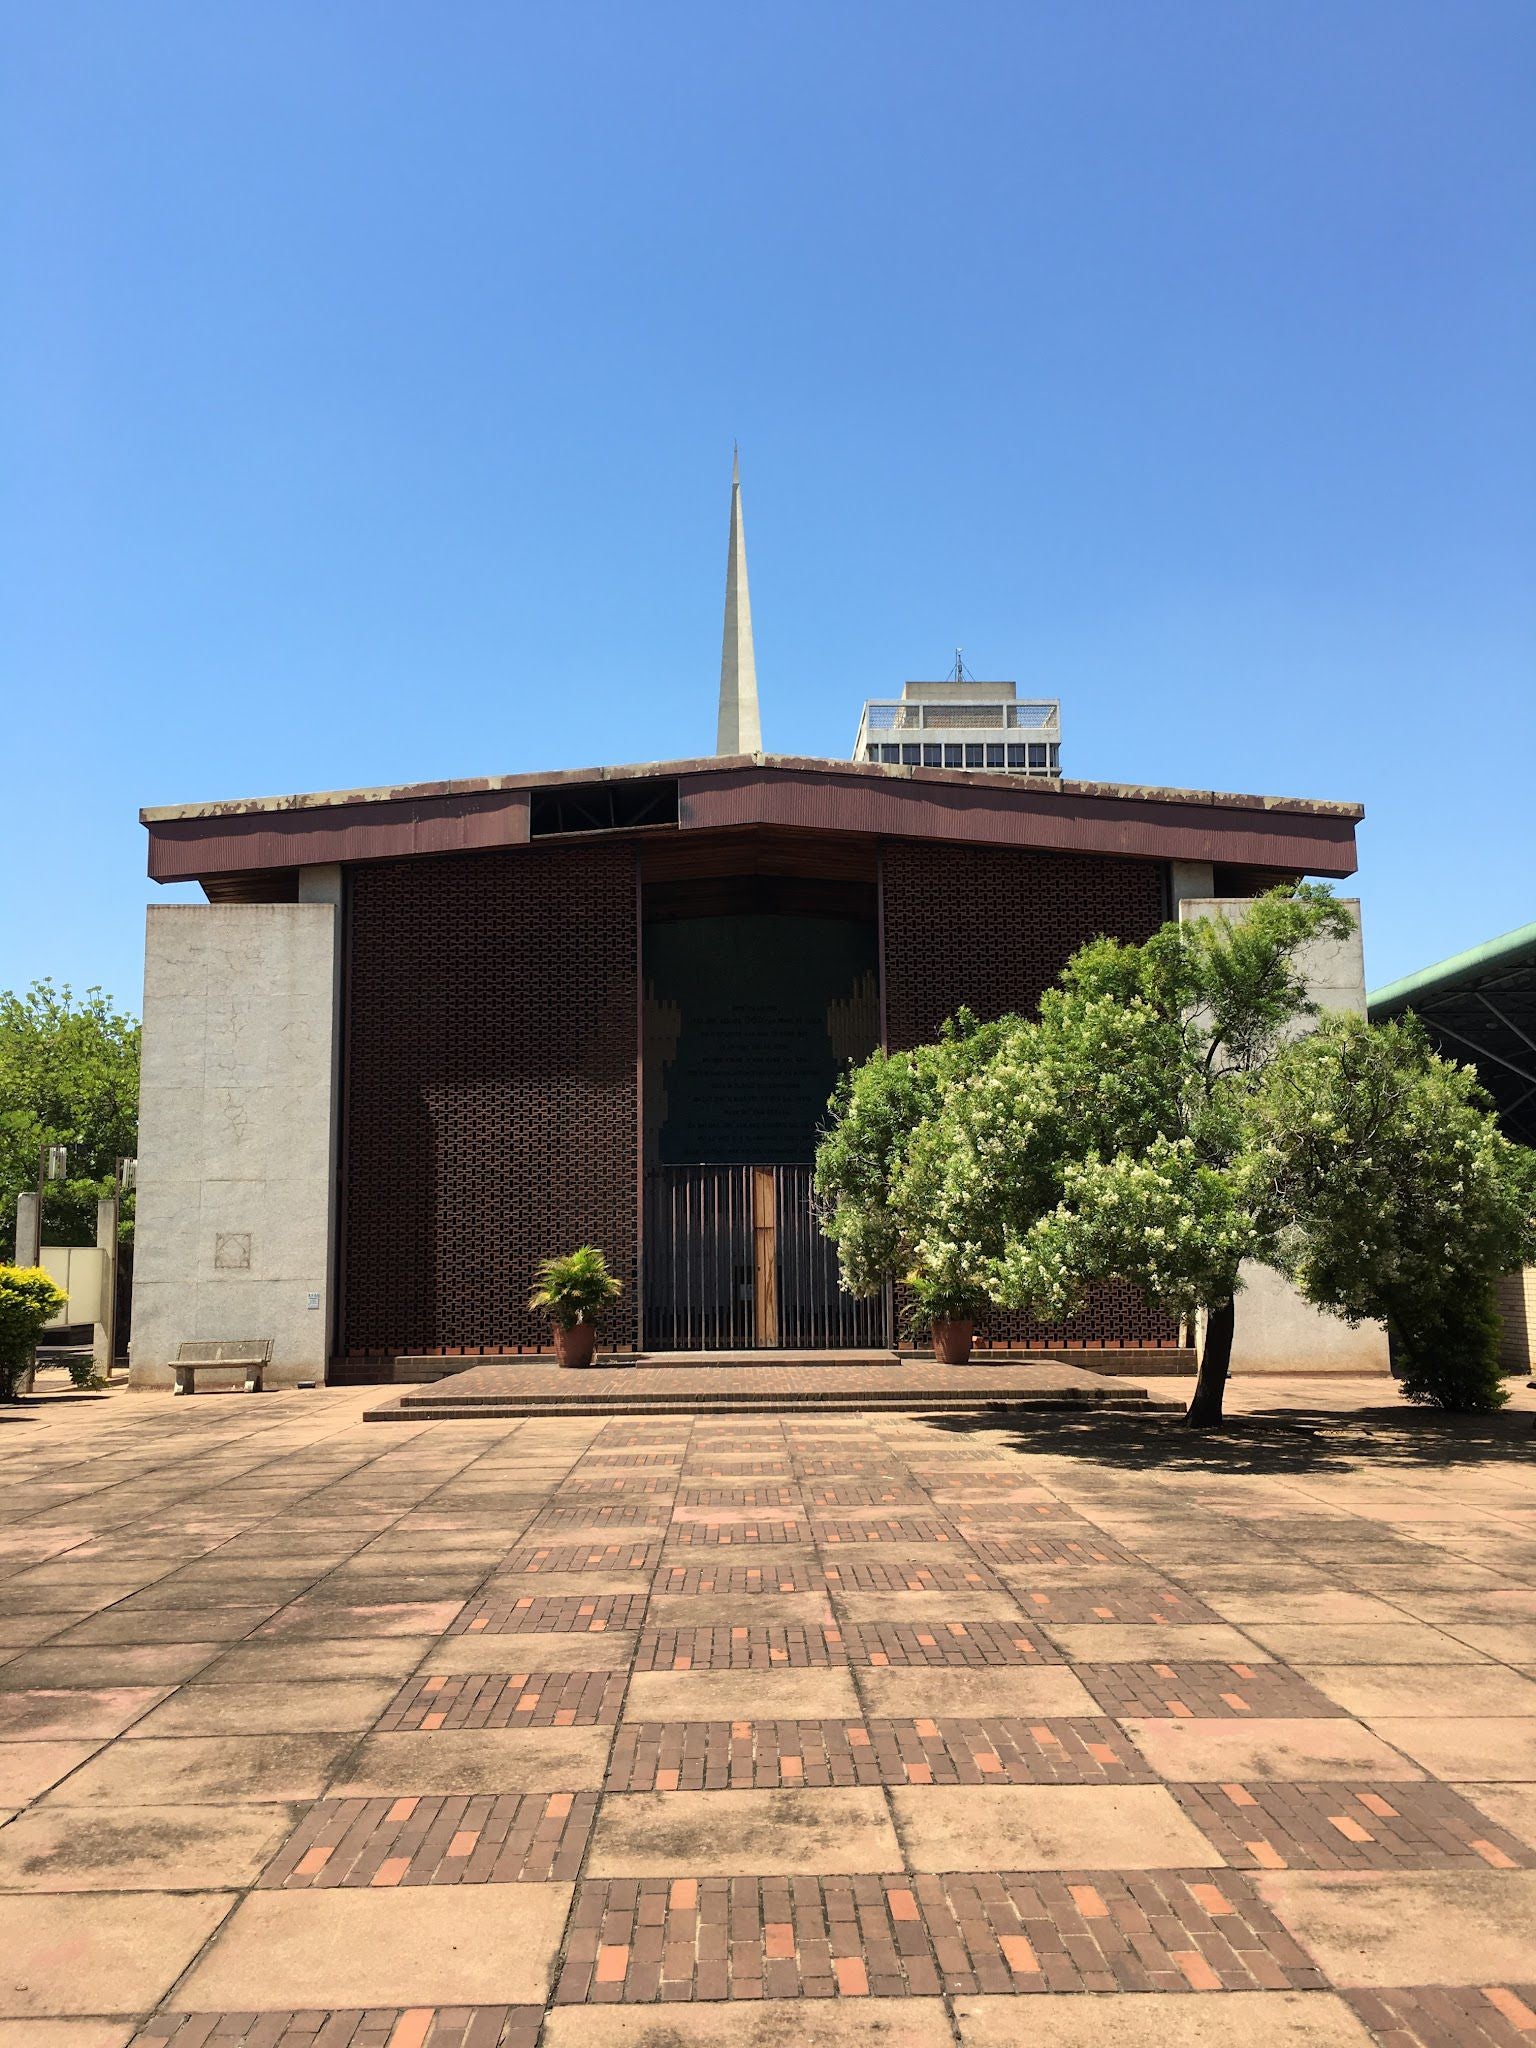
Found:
<box><xmin>880</xmin><ymin>841</ymin><xmax>1179</xmax><ymax>1348</ymax></box>
<box><xmin>340</xmin><ymin>842</ymin><xmax>639</xmax><ymax>1356</ymax></box>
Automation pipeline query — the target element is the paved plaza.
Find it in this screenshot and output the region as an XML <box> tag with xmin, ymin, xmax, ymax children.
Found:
<box><xmin>2</xmin><ymin>1377</ymin><xmax>1536</xmax><ymax>2046</ymax></box>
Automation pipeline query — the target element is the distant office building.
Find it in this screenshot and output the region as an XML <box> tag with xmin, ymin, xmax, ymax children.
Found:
<box><xmin>853</xmin><ymin>669</ymin><xmax>1061</xmax><ymax>778</ymax></box>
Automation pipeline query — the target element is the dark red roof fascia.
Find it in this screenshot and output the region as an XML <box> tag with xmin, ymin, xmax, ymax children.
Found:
<box><xmin>679</xmin><ymin>767</ymin><xmax>1359</xmax><ymax>878</ymax></box>
<box><xmin>145</xmin><ymin>788</ymin><xmax>530</xmax><ymax>883</ymax></box>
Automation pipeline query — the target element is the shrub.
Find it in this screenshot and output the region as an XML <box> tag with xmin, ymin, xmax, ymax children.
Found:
<box><xmin>0</xmin><ymin>1265</ymin><xmax>68</xmax><ymax>1400</ymax></box>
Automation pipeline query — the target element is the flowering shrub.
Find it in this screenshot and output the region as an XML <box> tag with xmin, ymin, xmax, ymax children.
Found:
<box><xmin>0</xmin><ymin>1265</ymin><xmax>68</xmax><ymax>1400</ymax></box>
<box><xmin>816</xmin><ymin>884</ymin><xmax>1536</xmax><ymax>1423</ymax></box>
<box><xmin>1251</xmin><ymin>1014</ymin><xmax>1536</xmax><ymax>1409</ymax></box>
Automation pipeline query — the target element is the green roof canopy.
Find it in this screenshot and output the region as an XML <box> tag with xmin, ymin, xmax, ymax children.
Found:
<box><xmin>1369</xmin><ymin>920</ymin><xmax>1536</xmax><ymax>1146</ymax></box>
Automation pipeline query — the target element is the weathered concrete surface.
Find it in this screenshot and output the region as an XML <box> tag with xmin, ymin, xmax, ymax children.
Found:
<box><xmin>128</xmin><ymin>886</ymin><xmax>340</xmax><ymax>1389</ymax></box>
<box><xmin>0</xmin><ymin>1376</ymin><xmax>1533</xmax><ymax>2034</ymax></box>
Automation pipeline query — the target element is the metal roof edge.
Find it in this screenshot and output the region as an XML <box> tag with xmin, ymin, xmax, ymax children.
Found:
<box><xmin>1368</xmin><ymin>918</ymin><xmax>1536</xmax><ymax>1016</ymax></box>
<box><xmin>139</xmin><ymin>753</ymin><xmax>1365</xmax><ymax>828</ymax></box>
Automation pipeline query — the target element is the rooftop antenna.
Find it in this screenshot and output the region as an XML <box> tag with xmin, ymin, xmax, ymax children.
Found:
<box><xmin>950</xmin><ymin>648</ymin><xmax>973</xmax><ymax>683</ymax></box>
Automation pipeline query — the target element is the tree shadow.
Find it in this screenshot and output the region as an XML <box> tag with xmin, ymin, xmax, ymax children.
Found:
<box><xmin>910</xmin><ymin>1400</ymin><xmax>1535</xmax><ymax>1477</ymax></box>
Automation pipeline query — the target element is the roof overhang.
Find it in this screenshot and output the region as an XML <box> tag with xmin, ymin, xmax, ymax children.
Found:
<box><xmin>141</xmin><ymin>752</ymin><xmax>1362</xmax><ymax>887</ymax></box>
<box><xmin>1369</xmin><ymin>920</ymin><xmax>1536</xmax><ymax>1145</ymax></box>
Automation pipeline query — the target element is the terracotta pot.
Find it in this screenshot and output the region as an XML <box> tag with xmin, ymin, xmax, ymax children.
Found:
<box><xmin>552</xmin><ymin>1322</ymin><xmax>598</xmax><ymax>1369</ymax></box>
<box><xmin>931</xmin><ymin>1318</ymin><xmax>974</xmax><ymax>1366</ymax></box>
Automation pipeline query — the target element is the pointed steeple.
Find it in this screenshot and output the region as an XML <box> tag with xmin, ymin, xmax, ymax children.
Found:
<box><xmin>716</xmin><ymin>446</ymin><xmax>762</xmax><ymax>755</ymax></box>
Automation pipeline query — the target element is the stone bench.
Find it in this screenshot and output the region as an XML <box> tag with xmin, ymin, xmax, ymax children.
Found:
<box><xmin>171</xmin><ymin>1339</ymin><xmax>272</xmax><ymax>1395</ymax></box>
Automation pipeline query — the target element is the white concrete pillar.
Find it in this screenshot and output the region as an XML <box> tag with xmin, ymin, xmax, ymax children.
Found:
<box><xmin>1168</xmin><ymin>860</ymin><xmax>1215</xmax><ymax>912</ymax></box>
<box><xmin>1179</xmin><ymin>895</ymin><xmax>1391</xmax><ymax>1377</ymax></box>
<box><xmin>93</xmin><ymin>1195</ymin><xmax>119</xmax><ymax>1377</ymax></box>
<box><xmin>128</xmin><ymin>893</ymin><xmax>342</xmax><ymax>1389</ymax></box>
<box><xmin>14</xmin><ymin>1193</ymin><xmax>40</xmax><ymax>1267</ymax></box>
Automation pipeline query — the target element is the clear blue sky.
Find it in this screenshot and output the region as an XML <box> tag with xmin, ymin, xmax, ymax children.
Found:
<box><xmin>3</xmin><ymin>1</ymin><xmax>1532</xmax><ymax>1009</ymax></box>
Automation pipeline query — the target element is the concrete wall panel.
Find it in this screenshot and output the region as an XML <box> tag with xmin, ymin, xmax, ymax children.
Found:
<box><xmin>129</xmin><ymin>899</ymin><xmax>340</xmax><ymax>1388</ymax></box>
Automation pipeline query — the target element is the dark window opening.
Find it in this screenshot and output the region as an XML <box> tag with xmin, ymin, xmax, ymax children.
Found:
<box><xmin>529</xmin><ymin>777</ymin><xmax>680</xmax><ymax>837</ymax></box>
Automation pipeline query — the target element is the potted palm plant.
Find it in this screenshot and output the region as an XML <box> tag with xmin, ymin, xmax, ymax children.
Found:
<box><xmin>528</xmin><ymin>1246</ymin><xmax>622</xmax><ymax>1368</ymax></box>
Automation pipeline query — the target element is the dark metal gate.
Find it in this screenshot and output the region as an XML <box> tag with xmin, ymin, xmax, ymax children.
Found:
<box><xmin>644</xmin><ymin>1164</ymin><xmax>890</xmax><ymax>1351</ymax></box>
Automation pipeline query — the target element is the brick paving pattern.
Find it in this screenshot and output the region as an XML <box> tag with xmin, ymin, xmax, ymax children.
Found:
<box><xmin>1172</xmin><ymin>1781</ymin><xmax>1536</xmax><ymax>1871</ymax></box>
<box><xmin>605</xmin><ymin>1716</ymin><xmax>1153</xmax><ymax>1790</ymax></box>
<box><xmin>1344</xmin><ymin>1987</ymin><xmax>1536</xmax><ymax>2045</ymax></box>
<box><xmin>261</xmin><ymin>1794</ymin><xmax>597</xmax><ymax>1886</ymax></box>
<box><xmin>380</xmin><ymin>1669</ymin><xmax>627</xmax><ymax>1729</ymax></box>
<box><xmin>652</xmin><ymin>1561</ymin><xmax>817</xmax><ymax>1594</ymax></box>
<box><xmin>842</xmin><ymin>1619</ymin><xmax>1056</xmax><ymax>1665</ymax></box>
<box><xmin>501</xmin><ymin>1541</ymin><xmax>660</xmax><ymax>1572</ymax></box>
<box><xmin>133</xmin><ymin>2012</ymin><xmax>543</xmax><ymax>2048</ymax></box>
<box><xmin>6</xmin><ymin>1376</ymin><xmax>1536</xmax><ymax>2046</ymax></box>
<box><xmin>553</xmin><ymin>1868</ymin><xmax>1328</xmax><ymax>2003</ymax></box>
<box><xmin>449</xmin><ymin>1592</ymin><xmax>648</xmax><ymax>1634</ymax></box>
<box><xmin>1081</xmin><ymin>1659</ymin><xmax>1347</xmax><ymax>1717</ymax></box>
<box><xmin>635</xmin><ymin>1623</ymin><xmax>846</xmax><ymax>1669</ymax></box>
<box><xmin>820</xmin><ymin>1555</ymin><xmax>1002</xmax><ymax>1590</ymax></box>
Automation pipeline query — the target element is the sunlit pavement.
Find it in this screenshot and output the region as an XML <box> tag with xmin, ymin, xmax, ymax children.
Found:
<box><xmin>2</xmin><ymin>1372</ymin><xmax>1535</xmax><ymax>2047</ymax></box>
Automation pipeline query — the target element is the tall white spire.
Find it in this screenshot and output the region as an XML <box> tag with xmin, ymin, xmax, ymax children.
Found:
<box><xmin>716</xmin><ymin>446</ymin><xmax>761</xmax><ymax>755</ymax></box>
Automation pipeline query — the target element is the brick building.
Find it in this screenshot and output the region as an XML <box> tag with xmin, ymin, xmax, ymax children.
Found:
<box><xmin>128</xmin><ymin>751</ymin><xmax>1364</xmax><ymax>1385</ymax></box>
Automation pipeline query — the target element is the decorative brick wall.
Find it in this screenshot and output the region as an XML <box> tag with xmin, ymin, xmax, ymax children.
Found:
<box><xmin>881</xmin><ymin>842</ymin><xmax>1179</xmax><ymax>1349</ymax></box>
<box><xmin>881</xmin><ymin>842</ymin><xmax>1169</xmax><ymax>1049</ymax></box>
<box><xmin>340</xmin><ymin>843</ymin><xmax>638</xmax><ymax>1356</ymax></box>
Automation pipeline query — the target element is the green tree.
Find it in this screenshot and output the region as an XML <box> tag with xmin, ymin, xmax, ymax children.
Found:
<box><xmin>966</xmin><ymin>887</ymin><xmax>1354</xmax><ymax>1424</ymax></box>
<box><xmin>817</xmin><ymin>886</ymin><xmax>1536</xmax><ymax>1425</ymax></box>
<box><xmin>1252</xmin><ymin>1013</ymin><xmax>1536</xmax><ymax>1410</ymax></box>
<box><xmin>0</xmin><ymin>983</ymin><xmax>140</xmax><ymax>1248</ymax></box>
<box><xmin>813</xmin><ymin>1009</ymin><xmax>1010</xmax><ymax>1325</ymax></box>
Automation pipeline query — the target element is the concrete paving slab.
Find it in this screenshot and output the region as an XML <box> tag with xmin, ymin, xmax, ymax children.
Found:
<box><xmin>332</xmin><ymin>1725</ymin><xmax>612</xmax><ymax>1795</ymax></box>
<box><xmin>1241</xmin><ymin>1623</ymin><xmax>1494</xmax><ymax>1664</ymax></box>
<box><xmin>1042</xmin><ymin>1623</ymin><xmax>1268</xmax><ymax>1662</ymax></box>
<box><xmin>1367</xmin><ymin>1717</ymin><xmax>1536</xmax><ymax>1781</ymax></box>
<box><xmin>170</xmin><ymin>1882</ymin><xmax>572</xmax><ymax>2009</ymax></box>
<box><xmin>1439</xmin><ymin>1621</ymin><xmax>1536</xmax><ymax>1661</ymax></box>
<box><xmin>37</xmin><ymin>1732</ymin><xmax>354</xmax><ymax>1805</ymax></box>
<box><xmin>587</xmin><ymin>1787</ymin><xmax>901</xmax><ymax>1875</ymax></box>
<box><xmin>831</xmin><ymin>1590</ymin><xmax>1027</xmax><ymax>1624</ymax></box>
<box><xmin>645</xmin><ymin>1591</ymin><xmax>834</xmax><ymax>1627</ymax></box>
<box><xmin>0</xmin><ymin>1890</ymin><xmax>234</xmax><ymax>2016</ymax></box>
<box><xmin>1255</xmin><ymin>1868</ymin><xmax>1536</xmax><ymax>1985</ymax></box>
<box><xmin>54</xmin><ymin>1607</ymin><xmax>275</xmax><ymax>1645</ymax></box>
<box><xmin>0</xmin><ymin>2022</ymin><xmax>135</xmax><ymax>2048</ymax></box>
<box><xmin>0</xmin><ymin>1646</ymin><xmax>224</xmax><ymax>1691</ymax></box>
<box><xmin>125</xmin><ymin>1679</ymin><xmax>397</xmax><ymax>1736</ymax></box>
<box><xmin>1122</xmin><ymin>1717</ymin><xmax>1424</xmax><ymax>1781</ymax></box>
<box><xmin>856</xmin><ymin>1665</ymin><xmax>1099</xmax><ymax>1718</ymax></box>
<box><xmin>953</xmin><ymin>1991</ymin><xmax>1374</xmax><ymax>2045</ymax></box>
<box><xmin>197</xmin><ymin>1637</ymin><xmax>432</xmax><ymax>1682</ymax></box>
<box><xmin>1201</xmin><ymin>1590</ymin><xmax>1408</xmax><ymax>1625</ymax></box>
<box><xmin>255</xmin><ymin>1599</ymin><xmax>465</xmax><ymax>1639</ymax></box>
<box><xmin>0</xmin><ymin>1743</ymin><xmax>101</xmax><ymax>1807</ymax></box>
<box><xmin>0</xmin><ymin>1620</ymin><xmax>94</xmax><ymax>1649</ymax></box>
<box><xmin>1296</xmin><ymin>1664</ymin><xmax>1536</xmax><ymax>1718</ymax></box>
<box><xmin>0</xmin><ymin>1801</ymin><xmax>296</xmax><ymax>1890</ymax></box>
<box><xmin>544</xmin><ymin>2006</ymin><xmax>956</xmax><ymax>2047</ymax></box>
<box><xmin>890</xmin><ymin>1783</ymin><xmax>1224</xmax><ymax>1870</ymax></box>
<box><xmin>420</xmin><ymin>1630</ymin><xmax>638</xmax><ymax>1675</ymax></box>
<box><xmin>0</xmin><ymin>1689</ymin><xmax>168</xmax><ymax>1741</ymax></box>
<box><xmin>1454</xmin><ymin>1781</ymin><xmax>1536</xmax><ymax>1849</ymax></box>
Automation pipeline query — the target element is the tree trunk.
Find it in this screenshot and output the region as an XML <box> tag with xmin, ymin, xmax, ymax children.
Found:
<box><xmin>1185</xmin><ymin>1294</ymin><xmax>1235</xmax><ymax>1427</ymax></box>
